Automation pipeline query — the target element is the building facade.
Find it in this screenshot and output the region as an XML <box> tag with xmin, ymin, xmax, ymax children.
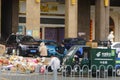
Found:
<box><xmin>0</xmin><ymin>0</ymin><xmax>120</xmax><ymax>42</ymax></box>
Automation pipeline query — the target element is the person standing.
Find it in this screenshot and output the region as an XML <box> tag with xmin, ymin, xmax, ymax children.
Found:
<box><xmin>55</xmin><ymin>42</ymin><xmax>67</xmax><ymax>64</ymax></box>
<box><xmin>107</xmin><ymin>31</ymin><xmax>114</xmax><ymax>44</ymax></box>
<box><xmin>39</xmin><ymin>42</ymin><xmax>48</xmax><ymax>57</ymax></box>
<box><xmin>56</xmin><ymin>42</ymin><xmax>66</xmax><ymax>54</ymax></box>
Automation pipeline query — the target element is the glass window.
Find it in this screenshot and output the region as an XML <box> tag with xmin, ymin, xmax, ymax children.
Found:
<box><xmin>113</xmin><ymin>44</ymin><xmax>120</xmax><ymax>48</ymax></box>
<box><xmin>21</xmin><ymin>36</ymin><xmax>35</xmax><ymax>42</ymax></box>
<box><xmin>7</xmin><ymin>35</ymin><xmax>16</xmax><ymax>44</ymax></box>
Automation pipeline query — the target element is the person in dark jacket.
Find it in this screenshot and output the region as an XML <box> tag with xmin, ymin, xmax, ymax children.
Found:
<box><xmin>56</xmin><ymin>42</ymin><xmax>65</xmax><ymax>54</ymax></box>
<box><xmin>55</xmin><ymin>42</ymin><xmax>66</xmax><ymax>65</ymax></box>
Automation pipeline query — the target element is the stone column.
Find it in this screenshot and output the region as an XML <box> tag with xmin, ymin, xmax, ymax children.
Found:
<box><xmin>12</xmin><ymin>0</ymin><xmax>19</xmax><ymax>34</ymax></box>
<box><xmin>78</xmin><ymin>0</ymin><xmax>90</xmax><ymax>41</ymax></box>
<box><xmin>65</xmin><ymin>0</ymin><xmax>78</xmax><ymax>38</ymax></box>
<box><xmin>26</xmin><ymin>0</ymin><xmax>40</xmax><ymax>39</ymax></box>
<box><xmin>95</xmin><ymin>0</ymin><xmax>109</xmax><ymax>41</ymax></box>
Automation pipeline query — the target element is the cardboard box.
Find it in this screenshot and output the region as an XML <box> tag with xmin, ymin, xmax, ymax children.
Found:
<box><xmin>86</xmin><ymin>42</ymin><xmax>98</xmax><ymax>48</ymax></box>
<box><xmin>0</xmin><ymin>44</ymin><xmax>6</xmax><ymax>55</ymax></box>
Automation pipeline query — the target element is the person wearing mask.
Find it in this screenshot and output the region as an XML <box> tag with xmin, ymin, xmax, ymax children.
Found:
<box><xmin>39</xmin><ymin>42</ymin><xmax>48</xmax><ymax>57</ymax></box>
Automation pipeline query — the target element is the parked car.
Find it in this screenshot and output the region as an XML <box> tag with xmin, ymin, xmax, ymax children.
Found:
<box><xmin>62</xmin><ymin>38</ymin><xmax>86</xmax><ymax>50</ymax></box>
<box><xmin>5</xmin><ymin>34</ymin><xmax>40</xmax><ymax>57</ymax></box>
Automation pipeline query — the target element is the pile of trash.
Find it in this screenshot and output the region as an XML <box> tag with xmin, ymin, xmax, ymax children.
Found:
<box><xmin>0</xmin><ymin>55</ymin><xmax>48</xmax><ymax>74</ymax></box>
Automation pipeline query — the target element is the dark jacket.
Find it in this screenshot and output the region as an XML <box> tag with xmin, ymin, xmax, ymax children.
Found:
<box><xmin>55</xmin><ymin>45</ymin><xmax>65</xmax><ymax>54</ymax></box>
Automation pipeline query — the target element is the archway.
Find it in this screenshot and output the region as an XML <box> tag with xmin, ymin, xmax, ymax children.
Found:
<box><xmin>109</xmin><ymin>17</ymin><xmax>115</xmax><ymax>33</ymax></box>
<box><xmin>109</xmin><ymin>17</ymin><xmax>115</xmax><ymax>41</ymax></box>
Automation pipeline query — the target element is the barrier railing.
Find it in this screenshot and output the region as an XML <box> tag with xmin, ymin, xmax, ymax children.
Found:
<box><xmin>0</xmin><ymin>65</ymin><xmax>118</xmax><ymax>80</ymax></box>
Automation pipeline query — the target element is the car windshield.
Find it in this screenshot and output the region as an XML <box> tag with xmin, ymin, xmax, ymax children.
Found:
<box><xmin>45</xmin><ymin>41</ymin><xmax>57</xmax><ymax>46</ymax></box>
<box><xmin>63</xmin><ymin>39</ymin><xmax>71</xmax><ymax>44</ymax></box>
<box><xmin>17</xmin><ymin>35</ymin><xmax>24</xmax><ymax>41</ymax></box>
<box><xmin>21</xmin><ymin>36</ymin><xmax>35</xmax><ymax>42</ymax></box>
<box><xmin>6</xmin><ymin>35</ymin><xmax>24</xmax><ymax>44</ymax></box>
<box><xmin>72</xmin><ymin>40</ymin><xmax>86</xmax><ymax>45</ymax></box>
<box><xmin>112</xmin><ymin>43</ymin><xmax>120</xmax><ymax>48</ymax></box>
<box><xmin>63</xmin><ymin>38</ymin><xmax>86</xmax><ymax>45</ymax></box>
<box><xmin>66</xmin><ymin>46</ymin><xmax>78</xmax><ymax>56</ymax></box>
<box><xmin>39</xmin><ymin>40</ymin><xmax>57</xmax><ymax>46</ymax></box>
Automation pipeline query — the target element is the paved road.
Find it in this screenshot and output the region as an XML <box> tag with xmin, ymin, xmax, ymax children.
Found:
<box><xmin>0</xmin><ymin>72</ymin><xmax>120</xmax><ymax>80</ymax></box>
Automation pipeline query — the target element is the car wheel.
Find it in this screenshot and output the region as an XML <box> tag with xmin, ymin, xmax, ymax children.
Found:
<box><xmin>16</xmin><ymin>48</ymin><xmax>22</xmax><ymax>56</ymax></box>
<box><xmin>116</xmin><ymin>68</ymin><xmax>120</xmax><ymax>76</ymax></box>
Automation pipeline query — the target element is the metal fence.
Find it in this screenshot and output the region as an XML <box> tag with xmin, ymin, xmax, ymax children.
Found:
<box><xmin>0</xmin><ymin>65</ymin><xmax>118</xmax><ymax>80</ymax></box>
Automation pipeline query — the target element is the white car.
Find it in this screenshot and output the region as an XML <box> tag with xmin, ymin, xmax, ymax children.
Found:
<box><xmin>111</xmin><ymin>42</ymin><xmax>120</xmax><ymax>76</ymax></box>
<box><xmin>111</xmin><ymin>42</ymin><xmax>120</xmax><ymax>58</ymax></box>
<box><xmin>111</xmin><ymin>42</ymin><xmax>120</xmax><ymax>49</ymax></box>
